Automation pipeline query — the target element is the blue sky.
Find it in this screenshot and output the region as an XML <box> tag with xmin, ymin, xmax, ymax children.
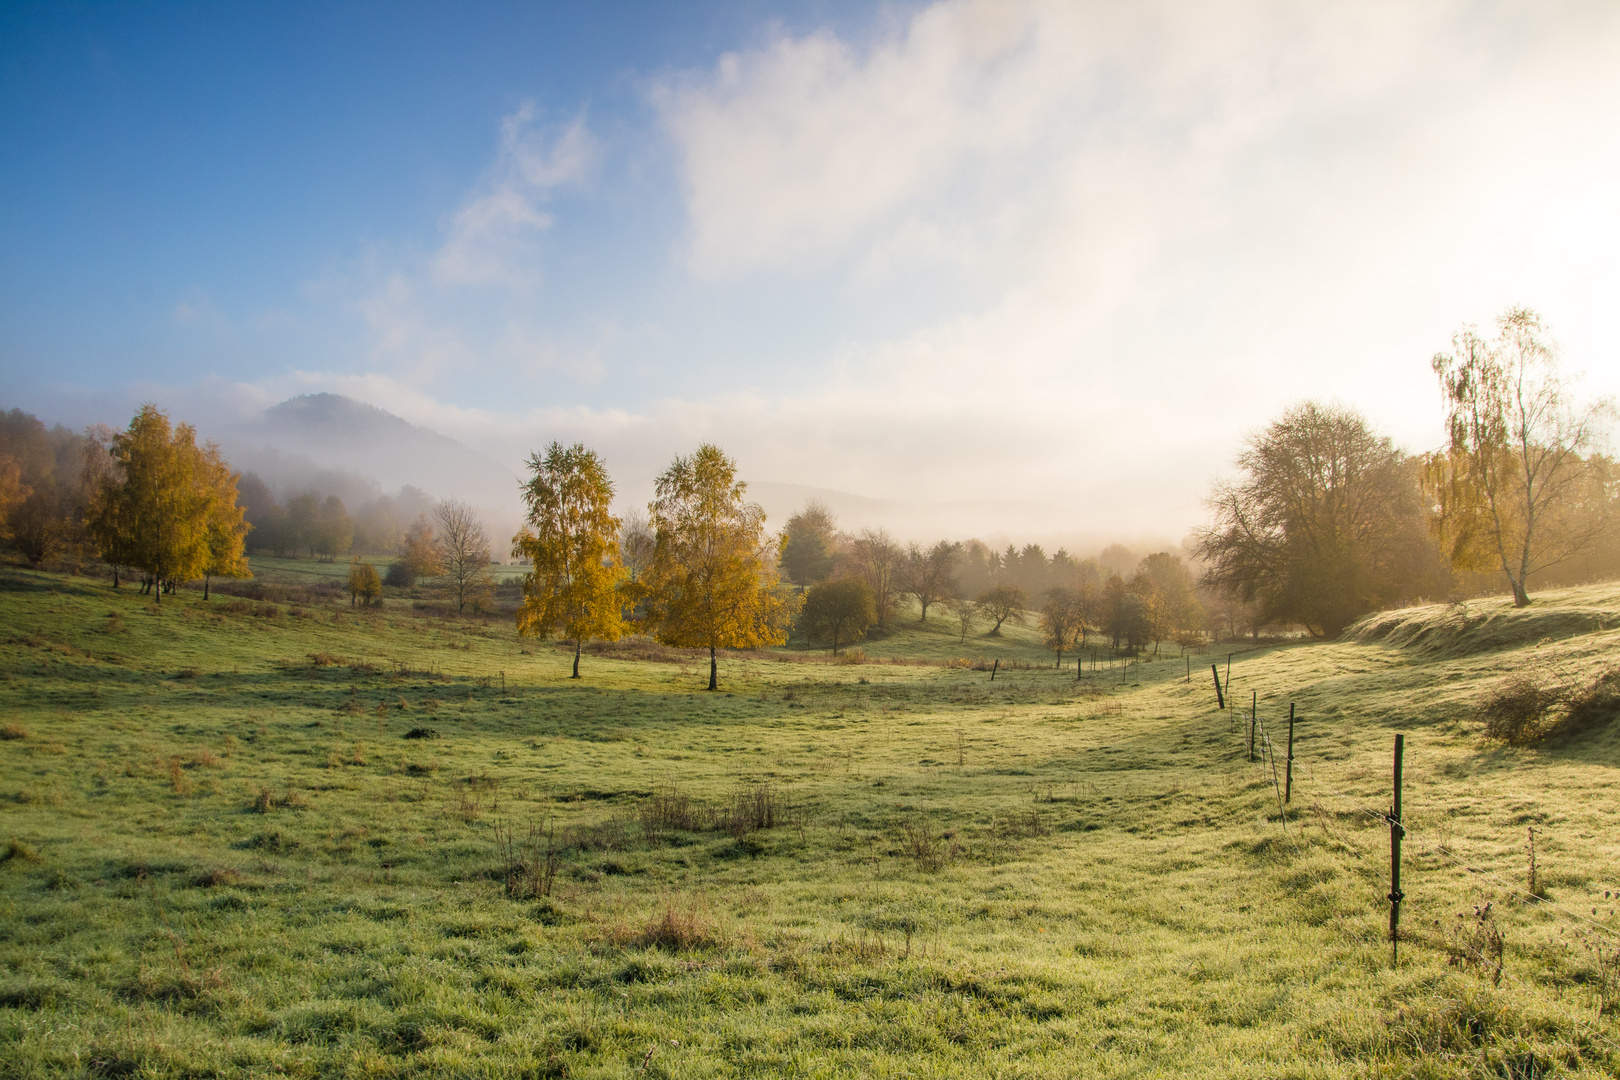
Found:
<box><xmin>3</xmin><ymin>1</ymin><xmax>1618</xmax><ymax>536</ymax></box>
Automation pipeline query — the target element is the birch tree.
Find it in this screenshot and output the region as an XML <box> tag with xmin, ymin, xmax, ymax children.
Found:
<box><xmin>512</xmin><ymin>442</ymin><xmax>627</xmax><ymax>678</ymax></box>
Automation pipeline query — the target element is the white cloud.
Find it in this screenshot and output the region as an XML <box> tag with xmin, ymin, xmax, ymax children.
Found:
<box><xmin>139</xmin><ymin>0</ymin><xmax>1619</xmax><ymax>543</ymax></box>
<box><xmin>650</xmin><ymin>0</ymin><xmax>1620</xmax><ymax>487</ymax></box>
<box><xmin>432</xmin><ymin>106</ymin><xmax>598</xmax><ymax>290</ymax></box>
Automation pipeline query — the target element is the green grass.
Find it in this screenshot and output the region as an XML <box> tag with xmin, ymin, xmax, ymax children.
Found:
<box><xmin>3</xmin><ymin>566</ymin><xmax>1620</xmax><ymax>1077</ymax></box>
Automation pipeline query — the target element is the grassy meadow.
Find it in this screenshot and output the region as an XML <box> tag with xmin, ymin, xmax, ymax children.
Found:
<box><xmin>3</xmin><ymin>564</ymin><xmax>1620</xmax><ymax>1078</ymax></box>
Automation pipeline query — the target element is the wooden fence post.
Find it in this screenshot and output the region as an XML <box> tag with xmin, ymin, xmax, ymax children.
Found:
<box><xmin>990</xmin><ymin>659</ymin><xmax>999</xmax><ymax>681</ymax></box>
<box><xmin>1211</xmin><ymin>665</ymin><xmax>1224</xmax><ymax>709</ymax></box>
<box><xmin>1284</xmin><ymin>702</ymin><xmax>1295</xmax><ymax>803</ymax></box>
<box><xmin>1388</xmin><ymin>733</ymin><xmax>1406</xmax><ymax>967</ymax></box>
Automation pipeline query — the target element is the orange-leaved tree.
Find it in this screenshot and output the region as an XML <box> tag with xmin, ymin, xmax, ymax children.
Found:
<box><xmin>512</xmin><ymin>442</ymin><xmax>627</xmax><ymax>678</ymax></box>
<box><xmin>643</xmin><ymin>443</ymin><xmax>799</xmax><ymax>691</ymax></box>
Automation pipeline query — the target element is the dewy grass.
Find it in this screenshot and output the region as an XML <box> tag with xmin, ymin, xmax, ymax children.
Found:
<box><xmin>1</xmin><ymin>563</ymin><xmax>1619</xmax><ymax>1077</ymax></box>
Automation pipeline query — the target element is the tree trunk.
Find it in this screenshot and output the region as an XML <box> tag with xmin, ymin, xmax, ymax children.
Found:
<box><xmin>572</xmin><ymin>640</ymin><xmax>582</xmax><ymax>679</ymax></box>
<box><xmin>112</xmin><ymin>566</ymin><xmax>119</xmax><ymax>589</ymax></box>
<box><xmin>707</xmin><ymin>647</ymin><xmax>718</xmax><ymax>691</ymax></box>
<box><xmin>1511</xmin><ymin>578</ymin><xmax>1531</xmax><ymax>607</ymax></box>
<box><xmin>204</xmin><ymin>575</ymin><xmax>211</xmax><ymax>600</ymax></box>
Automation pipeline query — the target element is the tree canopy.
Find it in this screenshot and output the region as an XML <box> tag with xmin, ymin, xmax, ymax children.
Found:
<box><xmin>1195</xmin><ymin>401</ymin><xmax>1435</xmax><ymax>638</ymax></box>
<box><xmin>512</xmin><ymin>442</ymin><xmax>627</xmax><ymax>678</ymax></box>
<box><xmin>643</xmin><ymin>443</ymin><xmax>798</xmax><ymax>690</ymax></box>
<box><xmin>800</xmin><ymin>577</ymin><xmax>876</xmax><ymax>656</ymax></box>
<box><xmin>85</xmin><ymin>404</ymin><xmax>248</xmax><ymax>600</ymax></box>
<box><xmin>779</xmin><ymin>500</ymin><xmax>837</xmax><ymax>590</ymax></box>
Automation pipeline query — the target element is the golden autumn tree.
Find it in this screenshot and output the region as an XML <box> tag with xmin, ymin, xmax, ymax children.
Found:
<box><xmin>347</xmin><ymin>559</ymin><xmax>382</xmax><ymax>606</ymax></box>
<box><xmin>85</xmin><ymin>404</ymin><xmax>247</xmax><ymax>601</ymax></box>
<box><xmin>198</xmin><ymin>442</ymin><xmax>250</xmax><ymax>599</ymax></box>
<box><xmin>644</xmin><ymin>444</ymin><xmax>799</xmax><ymax>691</ymax></box>
<box><xmin>512</xmin><ymin>442</ymin><xmax>627</xmax><ymax>678</ymax></box>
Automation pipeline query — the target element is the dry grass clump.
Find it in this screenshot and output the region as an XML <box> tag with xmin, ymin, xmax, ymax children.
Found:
<box><xmin>604</xmin><ymin>898</ymin><xmax>723</xmax><ymax>952</ymax></box>
<box><xmin>636</xmin><ymin>781</ymin><xmax>794</xmax><ymax>842</ymax></box>
<box><xmin>250</xmin><ymin>785</ymin><xmax>309</xmax><ymax>813</ymax></box>
<box><xmin>494</xmin><ymin>818</ymin><xmax>558</xmax><ymax>900</ymax></box>
<box><xmin>722</xmin><ymin>782</ymin><xmax>788</xmax><ymax>837</ymax></box>
<box><xmin>192</xmin><ymin>867</ymin><xmax>242</xmax><ymax>888</ymax></box>
<box><xmin>0</xmin><ymin>722</ymin><xmax>27</xmax><ymax>741</ymax></box>
<box><xmin>1447</xmin><ymin>903</ymin><xmax>1506</xmax><ymax>987</ymax></box>
<box><xmin>639</xmin><ymin>784</ymin><xmax>706</xmax><ymax>838</ymax></box>
<box><xmin>2</xmin><ymin>838</ymin><xmax>43</xmax><ymax>863</ymax></box>
<box><xmin>899</xmin><ymin>819</ymin><xmax>955</xmax><ymax>872</ymax></box>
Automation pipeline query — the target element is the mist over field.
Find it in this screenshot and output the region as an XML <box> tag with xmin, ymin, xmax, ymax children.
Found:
<box><xmin>4</xmin><ymin>3</ymin><xmax>1620</xmax><ymax>1078</ymax></box>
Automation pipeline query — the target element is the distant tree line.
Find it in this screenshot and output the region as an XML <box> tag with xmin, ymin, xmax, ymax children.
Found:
<box><xmin>776</xmin><ymin>503</ymin><xmax>1208</xmax><ymax>661</ymax></box>
<box><xmin>0</xmin><ymin>404</ymin><xmax>505</xmax><ymax>612</ymax></box>
<box><xmin>236</xmin><ymin>474</ymin><xmax>438</xmax><ymax>560</ymax></box>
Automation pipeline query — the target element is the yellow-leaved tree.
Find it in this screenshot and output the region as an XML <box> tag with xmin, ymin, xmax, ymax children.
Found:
<box><xmin>512</xmin><ymin>442</ymin><xmax>627</xmax><ymax>678</ymax></box>
<box><xmin>198</xmin><ymin>442</ymin><xmax>250</xmax><ymax>599</ymax></box>
<box><xmin>86</xmin><ymin>404</ymin><xmax>248</xmax><ymax>601</ymax></box>
<box><xmin>644</xmin><ymin>443</ymin><xmax>798</xmax><ymax>691</ymax></box>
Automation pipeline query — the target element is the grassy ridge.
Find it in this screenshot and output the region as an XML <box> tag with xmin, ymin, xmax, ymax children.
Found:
<box><xmin>2</xmin><ymin>565</ymin><xmax>1619</xmax><ymax>1077</ymax></box>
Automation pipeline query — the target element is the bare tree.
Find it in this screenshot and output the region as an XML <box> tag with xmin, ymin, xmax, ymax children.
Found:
<box><xmin>901</xmin><ymin>539</ymin><xmax>961</xmax><ymax>621</ymax></box>
<box><xmin>434</xmin><ymin>499</ymin><xmax>493</xmax><ymax>614</ymax></box>
<box><xmin>619</xmin><ymin>509</ymin><xmax>656</xmax><ymax>583</ymax></box>
<box><xmin>975</xmin><ymin>583</ymin><xmax>1028</xmax><ymax>635</ymax></box>
<box><xmin>1430</xmin><ymin>307</ymin><xmax>1616</xmax><ymax>606</ymax></box>
<box><xmin>847</xmin><ymin>528</ymin><xmax>903</xmax><ymax>628</ymax></box>
<box><xmin>947</xmin><ymin>597</ymin><xmax>977</xmax><ymax>643</ymax></box>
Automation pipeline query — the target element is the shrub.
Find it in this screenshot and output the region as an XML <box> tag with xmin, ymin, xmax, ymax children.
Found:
<box><xmin>1547</xmin><ymin>668</ymin><xmax>1620</xmax><ymax>742</ymax></box>
<box><xmin>403</xmin><ymin>727</ymin><xmax>440</xmax><ymax>740</ymax></box>
<box><xmin>1480</xmin><ymin>672</ymin><xmax>1565</xmax><ymax>746</ymax></box>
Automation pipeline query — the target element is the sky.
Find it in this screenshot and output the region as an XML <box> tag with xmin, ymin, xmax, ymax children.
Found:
<box><xmin>2</xmin><ymin>0</ymin><xmax>1618</xmax><ymax>539</ymax></box>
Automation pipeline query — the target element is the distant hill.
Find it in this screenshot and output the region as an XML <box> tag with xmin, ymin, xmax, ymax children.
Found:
<box><xmin>220</xmin><ymin>393</ymin><xmax>522</xmax><ymax>513</ymax></box>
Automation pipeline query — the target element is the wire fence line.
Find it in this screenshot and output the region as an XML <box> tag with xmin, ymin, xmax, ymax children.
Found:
<box><xmin>1229</xmin><ymin>690</ymin><xmax>1620</xmax><ymax>951</ymax></box>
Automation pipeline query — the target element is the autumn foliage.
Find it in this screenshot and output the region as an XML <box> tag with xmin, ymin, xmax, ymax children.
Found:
<box><xmin>643</xmin><ymin>443</ymin><xmax>799</xmax><ymax>690</ymax></box>
<box><xmin>84</xmin><ymin>404</ymin><xmax>249</xmax><ymax>599</ymax></box>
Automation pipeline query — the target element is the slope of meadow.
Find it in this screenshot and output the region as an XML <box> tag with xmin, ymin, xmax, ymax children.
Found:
<box><xmin>2</xmin><ymin>567</ymin><xmax>1619</xmax><ymax>1078</ymax></box>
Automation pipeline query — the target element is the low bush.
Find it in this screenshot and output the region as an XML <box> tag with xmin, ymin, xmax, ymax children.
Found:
<box><xmin>1480</xmin><ymin>672</ymin><xmax>1565</xmax><ymax>746</ymax></box>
